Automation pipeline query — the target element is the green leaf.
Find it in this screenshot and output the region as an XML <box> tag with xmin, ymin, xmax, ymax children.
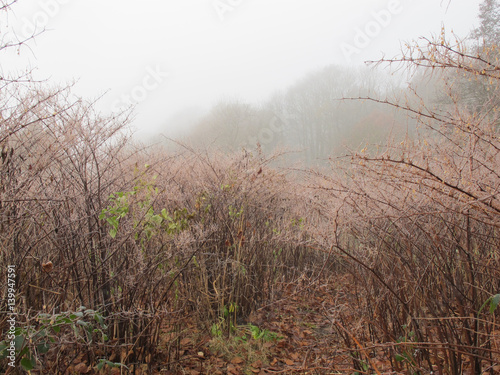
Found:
<box><xmin>21</xmin><ymin>356</ymin><xmax>35</xmax><ymax>371</ymax></box>
<box><xmin>96</xmin><ymin>359</ymin><xmax>106</xmax><ymax>370</ymax></box>
<box><xmin>395</xmin><ymin>354</ymin><xmax>405</xmax><ymax>362</ymax></box>
<box><xmin>14</xmin><ymin>335</ymin><xmax>26</xmax><ymax>351</ymax></box>
<box><xmin>19</xmin><ymin>347</ymin><xmax>29</xmax><ymax>358</ymax></box>
<box><xmin>37</xmin><ymin>342</ymin><xmax>50</xmax><ymax>354</ymax></box>
<box><xmin>76</xmin><ymin>320</ymin><xmax>89</xmax><ymax>328</ymax></box>
<box><xmin>109</xmin><ymin>228</ymin><xmax>117</xmax><ymax>238</ymax></box>
<box><xmin>211</xmin><ymin>324</ymin><xmax>221</xmax><ymax>337</ymax></box>
<box><xmin>490</xmin><ymin>294</ymin><xmax>500</xmax><ymax>314</ymax></box>
<box><xmin>107</xmin><ymin>216</ymin><xmax>119</xmax><ymax>230</ymax></box>
<box><xmin>151</xmin><ymin>214</ymin><xmax>163</xmax><ymax>225</ymax></box>
<box><xmin>362</xmin><ymin>361</ymin><xmax>369</xmax><ymax>371</ymax></box>
<box><xmin>34</xmin><ymin>329</ymin><xmax>48</xmax><ymax>339</ymax></box>
<box><xmin>94</xmin><ymin>313</ymin><xmax>104</xmax><ymax>326</ymax></box>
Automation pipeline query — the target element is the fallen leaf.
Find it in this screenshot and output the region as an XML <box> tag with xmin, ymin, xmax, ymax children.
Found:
<box><xmin>42</xmin><ymin>261</ymin><xmax>53</xmax><ymax>272</ymax></box>
<box><xmin>121</xmin><ymin>348</ymin><xmax>127</xmax><ymax>362</ymax></box>
<box><xmin>251</xmin><ymin>360</ymin><xmax>263</xmax><ymax>368</ymax></box>
<box><xmin>227</xmin><ymin>363</ymin><xmax>240</xmax><ymax>374</ymax></box>
<box><xmin>231</xmin><ymin>356</ymin><xmax>244</xmax><ymax>364</ymax></box>
<box><xmin>74</xmin><ymin>362</ymin><xmax>89</xmax><ymax>374</ymax></box>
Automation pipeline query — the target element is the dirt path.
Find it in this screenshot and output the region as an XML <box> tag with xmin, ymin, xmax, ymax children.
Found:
<box><xmin>153</xmin><ymin>279</ymin><xmax>366</xmax><ymax>375</ymax></box>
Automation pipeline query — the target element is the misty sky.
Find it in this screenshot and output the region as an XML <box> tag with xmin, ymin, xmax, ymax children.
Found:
<box><xmin>3</xmin><ymin>0</ymin><xmax>482</xmax><ymax>139</ymax></box>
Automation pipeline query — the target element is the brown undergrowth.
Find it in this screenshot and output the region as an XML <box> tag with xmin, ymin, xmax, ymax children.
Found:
<box><xmin>1</xmin><ymin>6</ymin><xmax>499</xmax><ymax>374</ymax></box>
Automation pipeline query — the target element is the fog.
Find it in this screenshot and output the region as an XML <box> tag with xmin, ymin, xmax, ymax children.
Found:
<box><xmin>3</xmin><ymin>0</ymin><xmax>482</xmax><ymax>141</ymax></box>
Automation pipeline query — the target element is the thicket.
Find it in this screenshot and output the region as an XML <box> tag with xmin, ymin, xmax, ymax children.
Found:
<box><xmin>306</xmin><ymin>31</ymin><xmax>500</xmax><ymax>374</ymax></box>
<box><xmin>1</xmin><ymin>1</ymin><xmax>499</xmax><ymax>374</ymax></box>
<box><xmin>0</xmin><ymin>5</ymin><xmax>327</xmax><ymax>373</ymax></box>
<box><xmin>0</xmin><ymin>92</ymin><xmax>325</xmax><ymax>372</ymax></box>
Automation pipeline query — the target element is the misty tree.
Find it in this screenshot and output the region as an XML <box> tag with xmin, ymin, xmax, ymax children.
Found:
<box><xmin>190</xmin><ymin>99</ymin><xmax>285</xmax><ymax>153</ymax></box>
<box><xmin>276</xmin><ymin>65</ymin><xmax>396</xmax><ymax>163</ymax></box>
<box><xmin>451</xmin><ymin>0</ymin><xmax>500</xmax><ymax>113</ymax></box>
<box><xmin>471</xmin><ymin>0</ymin><xmax>500</xmax><ymax>46</ymax></box>
<box><xmin>411</xmin><ymin>0</ymin><xmax>500</xmax><ymax>119</ymax></box>
<box><xmin>187</xmin><ymin>65</ymin><xmax>406</xmax><ymax>165</ymax></box>
<box><xmin>190</xmin><ymin>99</ymin><xmax>256</xmax><ymax>149</ymax></box>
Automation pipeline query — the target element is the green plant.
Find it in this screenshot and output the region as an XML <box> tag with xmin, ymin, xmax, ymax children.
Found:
<box><xmin>228</xmin><ymin>204</ymin><xmax>244</xmax><ymax>219</ymax></box>
<box><xmin>352</xmin><ymin>358</ymin><xmax>369</xmax><ymax>375</ymax></box>
<box><xmin>100</xmin><ymin>177</ymin><xmax>194</xmax><ymax>241</ymax></box>
<box><xmin>290</xmin><ymin>217</ymin><xmax>305</xmax><ymax>230</ymax></box>
<box><xmin>96</xmin><ymin>358</ymin><xmax>129</xmax><ymax>371</ymax></box>
<box><xmin>0</xmin><ymin>307</ymin><xmax>109</xmax><ymax>371</ymax></box>
<box><xmin>210</xmin><ymin>316</ymin><xmax>281</xmax><ymax>344</ymax></box>
<box><xmin>99</xmin><ymin>191</ymin><xmax>135</xmax><ymax>238</ymax></box>
<box><xmin>478</xmin><ymin>293</ymin><xmax>500</xmax><ymax>315</ymax></box>
<box><xmin>393</xmin><ymin>325</ymin><xmax>418</xmax><ymax>371</ymax></box>
<box><xmin>210</xmin><ymin>303</ymin><xmax>239</xmax><ymax>338</ymax></box>
<box><xmin>211</xmin><ymin>320</ymin><xmax>224</xmax><ymax>337</ymax></box>
<box><xmin>208</xmin><ymin>322</ymin><xmax>281</xmax><ymax>372</ymax></box>
<box><xmin>246</xmin><ymin>324</ymin><xmax>281</xmax><ymax>342</ymax></box>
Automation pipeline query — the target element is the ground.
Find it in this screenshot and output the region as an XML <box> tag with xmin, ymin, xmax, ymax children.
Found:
<box><xmin>147</xmin><ymin>277</ymin><xmax>385</xmax><ymax>375</ymax></box>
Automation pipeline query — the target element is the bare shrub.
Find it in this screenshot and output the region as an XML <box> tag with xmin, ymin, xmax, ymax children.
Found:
<box><xmin>311</xmin><ymin>33</ymin><xmax>500</xmax><ymax>374</ymax></box>
<box><xmin>0</xmin><ymin>86</ymin><xmax>324</xmax><ymax>371</ymax></box>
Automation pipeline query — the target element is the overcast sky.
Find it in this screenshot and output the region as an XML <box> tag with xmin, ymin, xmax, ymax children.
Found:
<box><xmin>3</xmin><ymin>0</ymin><xmax>483</xmax><ymax>139</ymax></box>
